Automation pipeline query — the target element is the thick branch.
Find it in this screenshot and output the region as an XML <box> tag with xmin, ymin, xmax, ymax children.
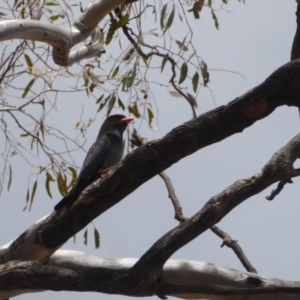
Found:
<box><xmin>1</xmin><ymin>251</ymin><xmax>300</xmax><ymax>299</ymax></box>
<box><xmin>40</xmin><ymin>59</ymin><xmax>300</xmax><ymax>248</ymax></box>
<box><xmin>1</xmin><ymin>59</ymin><xmax>300</xmax><ymax>265</ymax></box>
<box><xmin>0</xmin><ymin>0</ymin><xmax>126</xmax><ymax>65</ymax></box>
<box><xmin>126</xmin><ymin>134</ymin><xmax>300</xmax><ymax>287</ymax></box>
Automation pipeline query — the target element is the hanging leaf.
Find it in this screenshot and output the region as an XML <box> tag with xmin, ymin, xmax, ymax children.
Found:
<box><xmin>188</xmin><ymin>0</ymin><xmax>204</xmax><ymax>19</ymax></box>
<box><xmin>169</xmin><ymin>91</ymin><xmax>183</xmax><ymax>98</ymax></box>
<box><xmin>7</xmin><ymin>164</ymin><xmax>12</xmax><ymax>191</ymax></box>
<box><xmin>175</xmin><ymin>40</ymin><xmax>188</xmax><ymax>52</ymax></box>
<box><xmin>179</xmin><ymin>62</ymin><xmax>188</xmax><ymax>84</ymax></box>
<box><xmin>107</xmin><ymin>95</ymin><xmax>116</xmax><ymax>116</ymax></box>
<box><xmin>45</xmin><ymin>172</ymin><xmax>55</xmax><ymax>199</ymax></box>
<box><xmin>192</xmin><ymin>72</ymin><xmax>199</xmax><ymax>93</ymax></box>
<box><xmin>118</xmin><ymin>98</ymin><xmax>125</xmax><ymax>110</ymax></box>
<box><xmin>67</xmin><ymin>167</ymin><xmax>77</xmax><ymax>189</ymax></box>
<box><xmin>147</xmin><ymin>108</ymin><xmax>154</xmax><ymax>126</ymax></box>
<box><xmin>161</xmin><ymin>54</ymin><xmax>169</xmax><ymax>73</ymax></box>
<box><xmin>94</xmin><ymin>228</ymin><xmax>100</xmax><ymax>249</ymax></box>
<box><xmin>160</xmin><ymin>4</ymin><xmax>168</xmax><ymax>30</ymax></box>
<box><xmin>24</xmin><ymin>54</ymin><xmax>33</xmax><ymax>74</ymax></box>
<box><xmin>201</xmin><ymin>61</ymin><xmax>210</xmax><ymax>86</ymax></box>
<box><xmin>117</xmin><ymin>14</ymin><xmax>129</xmax><ymax>27</ymax></box>
<box><xmin>96</xmin><ymin>94</ymin><xmax>104</xmax><ymax>104</ymax></box>
<box><xmin>106</xmin><ymin>19</ymin><xmax>118</xmax><ymax>45</ymax></box>
<box><xmin>163</xmin><ymin>5</ymin><xmax>175</xmax><ymax>34</ymax></box>
<box><xmin>112</xmin><ymin>66</ymin><xmax>119</xmax><ymax>78</ymax></box>
<box><xmin>50</xmin><ymin>15</ymin><xmax>60</xmax><ymax>21</ymax></box>
<box><xmin>83</xmin><ymin>229</ymin><xmax>88</xmax><ymax>245</ymax></box>
<box><xmin>128</xmin><ymin>103</ymin><xmax>141</xmax><ymax>118</ymax></box>
<box><xmin>98</xmin><ymin>95</ymin><xmax>111</xmax><ymax>112</ymax></box>
<box><xmin>211</xmin><ymin>10</ymin><xmax>219</xmax><ymax>29</ymax></box>
<box><xmin>57</xmin><ymin>173</ymin><xmax>68</xmax><ymax>196</ymax></box>
<box><xmin>186</xmin><ymin>93</ymin><xmax>198</xmax><ymax>108</ymax></box>
<box><xmin>29</xmin><ymin>180</ymin><xmax>38</xmax><ymax>211</ymax></box>
<box><xmin>22</xmin><ymin>78</ymin><xmax>35</xmax><ymax>98</ymax></box>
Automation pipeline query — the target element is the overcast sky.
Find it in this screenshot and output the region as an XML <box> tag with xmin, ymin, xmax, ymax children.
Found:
<box><xmin>1</xmin><ymin>1</ymin><xmax>299</xmax><ymax>300</ymax></box>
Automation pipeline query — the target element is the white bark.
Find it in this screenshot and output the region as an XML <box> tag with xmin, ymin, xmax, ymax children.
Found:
<box><xmin>0</xmin><ymin>0</ymin><xmax>126</xmax><ymax>66</ymax></box>
<box><xmin>1</xmin><ymin>250</ymin><xmax>300</xmax><ymax>299</ymax></box>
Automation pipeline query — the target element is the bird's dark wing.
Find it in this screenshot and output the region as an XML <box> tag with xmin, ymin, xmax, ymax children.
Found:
<box><xmin>78</xmin><ymin>134</ymin><xmax>111</xmax><ymax>180</ymax></box>
<box><xmin>54</xmin><ymin>135</ymin><xmax>111</xmax><ymax>211</ymax></box>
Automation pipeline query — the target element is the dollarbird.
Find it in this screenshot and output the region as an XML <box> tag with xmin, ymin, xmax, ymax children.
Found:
<box><xmin>54</xmin><ymin>114</ymin><xmax>133</xmax><ymax>211</ymax></box>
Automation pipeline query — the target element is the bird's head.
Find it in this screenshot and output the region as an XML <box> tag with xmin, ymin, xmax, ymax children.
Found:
<box><xmin>98</xmin><ymin>114</ymin><xmax>134</xmax><ymax>138</ymax></box>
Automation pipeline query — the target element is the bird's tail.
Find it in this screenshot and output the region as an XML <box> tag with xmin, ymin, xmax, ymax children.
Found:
<box><xmin>54</xmin><ymin>196</ymin><xmax>72</xmax><ymax>211</ymax></box>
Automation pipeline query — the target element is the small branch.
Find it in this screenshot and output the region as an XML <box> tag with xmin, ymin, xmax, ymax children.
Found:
<box><xmin>210</xmin><ymin>225</ymin><xmax>257</xmax><ymax>273</ymax></box>
<box><xmin>158</xmin><ymin>172</ymin><xmax>187</xmax><ymax>222</ymax></box>
<box><xmin>265</xmin><ymin>179</ymin><xmax>293</xmax><ymax>200</ymax></box>
<box><xmin>130</xmin><ymin>130</ymin><xmax>186</xmax><ymax>222</ymax></box>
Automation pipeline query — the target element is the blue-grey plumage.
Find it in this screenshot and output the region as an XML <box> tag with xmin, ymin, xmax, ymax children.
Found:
<box><xmin>54</xmin><ymin>114</ymin><xmax>133</xmax><ymax>211</ymax></box>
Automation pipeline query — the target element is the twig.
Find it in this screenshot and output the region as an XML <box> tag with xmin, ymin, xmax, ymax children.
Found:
<box><xmin>265</xmin><ymin>179</ymin><xmax>293</xmax><ymax>201</ymax></box>
<box><xmin>210</xmin><ymin>225</ymin><xmax>257</xmax><ymax>273</ymax></box>
<box><xmin>130</xmin><ymin>130</ymin><xmax>187</xmax><ymax>222</ymax></box>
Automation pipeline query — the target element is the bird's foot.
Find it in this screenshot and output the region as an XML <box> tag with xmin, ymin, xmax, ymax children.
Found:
<box><xmin>98</xmin><ymin>167</ymin><xmax>113</xmax><ymax>176</ymax></box>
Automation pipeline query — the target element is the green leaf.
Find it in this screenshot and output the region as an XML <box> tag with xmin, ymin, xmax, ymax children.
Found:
<box><xmin>161</xmin><ymin>54</ymin><xmax>169</xmax><ymax>73</ymax></box>
<box><xmin>175</xmin><ymin>40</ymin><xmax>188</xmax><ymax>52</ymax></box>
<box><xmin>7</xmin><ymin>164</ymin><xmax>12</xmax><ymax>191</ymax></box>
<box><xmin>118</xmin><ymin>98</ymin><xmax>125</xmax><ymax>110</ymax></box>
<box><xmin>67</xmin><ymin>167</ymin><xmax>77</xmax><ymax>189</ymax></box>
<box><xmin>128</xmin><ymin>103</ymin><xmax>141</xmax><ymax>118</ymax></box>
<box><xmin>211</xmin><ymin>10</ymin><xmax>219</xmax><ymax>30</ymax></box>
<box><xmin>179</xmin><ymin>62</ymin><xmax>188</xmax><ymax>84</ymax></box>
<box><xmin>98</xmin><ymin>95</ymin><xmax>111</xmax><ymax>112</ymax></box>
<box><xmin>50</xmin><ymin>15</ymin><xmax>60</xmax><ymax>21</ymax></box>
<box><xmin>45</xmin><ymin>2</ymin><xmax>59</xmax><ymax>6</ymax></box>
<box><xmin>106</xmin><ymin>19</ymin><xmax>118</xmax><ymax>45</ymax></box>
<box><xmin>96</xmin><ymin>94</ymin><xmax>104</xmax><ymax>104</ymax></box>
<box><xmin>29</xmin><ymin>180</ymin><xmax>38</xmax><ymax>211</ymax></box>
<box><xmin>147</xmin><ymin>108</ymin><xmax>154</xmax><ymax>126</ymax></box>
<box><xmin>89</xmin><ymin>82</ymin><xmax>97</xmax><ymax>92</ymax></box>
<box><xmin>83</xmin><ymin>229</ymin><xmax>88</xmax><ymax>246</ymax></box>
<box><xmin>201</xmin><ymin>61</ymin><xmax>209</xmax><ymax>86</ymax></box>
<box><xmin>57</xmin><ymin>173</ymin><xmax>68</xmax><ymax>196</ymax></box>
<box><xmin>112</xmin><ymin>66</ymin><xmax>119</xmax><ymax>78</ymax></box>
<box><xmin>186</xmin><ymin>93</ymin><xmax>198</xmax><ymax>108</ymax></box>
<box><xmin>106</xmin><ymin>95</ymin><xmax>116</xmax><ymax>116</ymax></box>
<box><xmin>163</xmin><ymin>5</ymin><xmax>175</xmax><ymax>34</ymax></box>
<box><xmin>94</xmin><ymin>228</ymin><xmax>100</xmax><ymax>249</ymax></box>
<box><xmin>117</xmin><ymin>14</ymin><xmax>129</xmax><ymax>27</ymax></box>
<box><xmin>22</xmin><ymin>78</ymin><xmax>35</xmax><ymax>98</ymax></box>
<box><xmin>160</xmin><ymin>4</ymin><xmax>168</xmax><ymax>30</ymax></box>
<box><xmin>169</xmin><ymin>91</ymin><xmax>183</xmax><ymax>98</ymax></box>
<box><xmin>192</xmin><ymin>72</ymin><xmax>199</xmax><ymax>93</ymax></box>
<box><xmin>45</xmin><ymin>172</ymin><xmax>54</xmax><ymax>199</ymax></box>
<box><xmin>24</xmin><ymin>54</ymin><xmax>33</xmax><ymax>74</ymax></box>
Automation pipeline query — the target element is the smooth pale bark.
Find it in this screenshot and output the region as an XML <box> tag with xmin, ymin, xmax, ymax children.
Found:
<box><xmin>0</xmin><ymin>0</ymin><xmax>125</xmax><ymax>65</ymax></box>
<box><xmin>1</xmin><ymin>251</ymin><xmax>300</xmax><ymax>300</ymax></box>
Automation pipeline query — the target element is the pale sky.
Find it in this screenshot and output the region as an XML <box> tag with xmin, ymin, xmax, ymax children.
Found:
<box><xmin>1</xmin><ymin>1</ymin><xmax>299</xmax><ymax>300</ymax></box>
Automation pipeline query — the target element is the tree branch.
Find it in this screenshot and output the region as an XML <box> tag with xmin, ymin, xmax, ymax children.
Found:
<box><xmin>1</xmin><ymin>250</ymin><xmax>300</xmax><ymax>299</ymax></box>
<box><xmin>0</xmin><ymin>0</ymin><xmax>126</xmax><ymax>65</ymax></box>
<box><xmin>210</xmin><ymin>225</ymin><xmax>257</xmax><ymax>273</ymax></box>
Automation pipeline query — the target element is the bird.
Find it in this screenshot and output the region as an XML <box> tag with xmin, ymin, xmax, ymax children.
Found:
<box><xmin>54</xmin><ymin>114</ymin><xmax>133</xmax><ymax>211</ymax></box>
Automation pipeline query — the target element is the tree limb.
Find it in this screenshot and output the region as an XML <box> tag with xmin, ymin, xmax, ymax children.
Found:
<box><xmin>1</xmin><ymin>250</ymin><xmax>300</xmax><ymax>299</ymax></box>
<box><xmin>0</xmin><ymin>0</ymin><xmax>126</xmax><ymax>65</ymax></box>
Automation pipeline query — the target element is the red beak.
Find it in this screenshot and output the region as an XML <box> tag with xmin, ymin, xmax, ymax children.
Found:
<box><xmin>121</xmin><ymin>117</ymin><xmax>134</xmax><ymax>124</ymax></box>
